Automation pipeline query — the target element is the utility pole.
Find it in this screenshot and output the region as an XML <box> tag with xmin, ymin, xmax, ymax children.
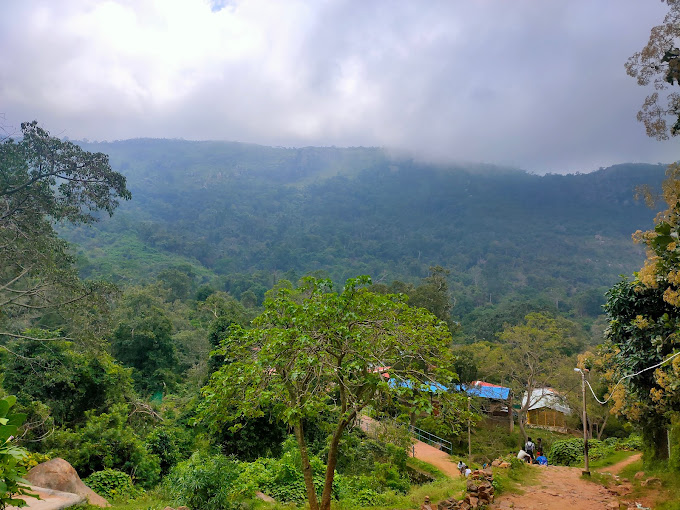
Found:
<box><xmin>467</xmin><ymin>396</ymin><xmax>472</xmax><ymax>463</ymax></box>
<box><xmin>575</xmin><ymin>367</ymin><xmax>590</xmax><ymax>475</ymax></box>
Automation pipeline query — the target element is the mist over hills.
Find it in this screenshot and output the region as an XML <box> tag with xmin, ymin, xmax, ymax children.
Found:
<box><xmin>64</xmin><ymin>139</ymin><xmax>665</xmax><ymax>325</ymax></box>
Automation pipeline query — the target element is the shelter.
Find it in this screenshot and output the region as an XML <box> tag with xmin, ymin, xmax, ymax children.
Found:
<box><xmin>522</xmin><ymin>388</ymin><xmax>571</xmax><ymax>431</ymax></box>
<box><xmin>459</xmin><ymin>381</ymin><xmax>511</xmax><ymax>416</ymax></box>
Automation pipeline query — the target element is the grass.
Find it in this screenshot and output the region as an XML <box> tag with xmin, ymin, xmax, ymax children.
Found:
<box><xmin>588</xmin><ymin>450</ymin><xmax>638</xmax><ymax>470</ymax></box>
<box><xmin>447</xmin><ymin>418</ymin><xmax>578</xmax><ymax>465</ymax></box>
<box><xmin>617</xmin><ymin>458</ymin><xmax>680</xmax><ymax>510</ymax></box>
<box><xmin>406</xmin><ymin>457</ymin><xmax>446</xmax><ymax>480</ymax></box>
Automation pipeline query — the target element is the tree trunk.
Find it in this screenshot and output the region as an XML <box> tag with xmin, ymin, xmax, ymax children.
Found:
<box><xmin>518</xmin><ymin>411</ymin><xmax>528</xmax><ymax>443</ymax></box>
<box><xmin>320</xmin><ymin>428</ymin><xmax>342</xmax><ymax>510</ymax></box>
<box><xmin>293</xmin><ymin>421</ymin><xmax>319</xmax><ymax>510</ymax></box>
<box><xmin>320</xmin><ymin>413</ymin><xmax>355</xmax><ymax>510</ymax></box>
<box><xmin>596</xmin><ymin>413</ymin><xmax>609</xmax><ymax>441</ymax></box>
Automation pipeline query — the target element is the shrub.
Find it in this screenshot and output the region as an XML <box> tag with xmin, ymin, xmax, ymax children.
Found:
<box><xmin>17</xmin><ymin>452</ymin><xmax>50</xmax><ymax>471</ymax></box>
<box><xmin>84</xmin><ymin>469</ymin><xmax>144</xmax><ymax>501</ymax></box>
<box><xmin>164</xmin><ymin>452</ymin><xmax>243</xmax><ymax>510</ymax></box>
<box><xmin>549</xmin><ymin>439</ymin><xmax>583</xmax><ymax>466</ymax></box>
<box><xmin>46</xmin><ymin>404</ymin><xmax>161</xmax><ymax>488</ymax></box>
<box><xmin>617</xmin><ymin>434</ymin><xmax>642</xmax><ymax>451</ymax></box>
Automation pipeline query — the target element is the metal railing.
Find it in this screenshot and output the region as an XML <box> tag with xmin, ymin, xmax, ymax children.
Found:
<box><xmin>408</xmin><ymin>425</ymin><xmax>452</xmax><ymax>454</ymax></box>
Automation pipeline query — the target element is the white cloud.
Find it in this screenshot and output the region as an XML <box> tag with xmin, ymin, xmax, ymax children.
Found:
<box><xmin>0</xmin><ymin>0</ymin><xmax>673</xmax><ymax>172</ymax></box>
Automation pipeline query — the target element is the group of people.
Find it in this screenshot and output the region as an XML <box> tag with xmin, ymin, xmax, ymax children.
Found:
<box><xmin>457</xmin><ymin>460</ymin><xmax>472</xmax><ymax>477</ymax></box>
<box><xmin>517</xmin><ymin>437</ymin><xmax>548</xmax><ymax>465</ymax></box>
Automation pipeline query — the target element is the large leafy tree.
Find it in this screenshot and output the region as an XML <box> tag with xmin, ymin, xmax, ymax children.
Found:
<box><xmin>110</xmin><ymin>287</ymin><xmax>179</xmax><ymax>395</ymax></box>
<box><xmin>477</xmin><ymin>313</ymin><xmax>582</xmax><ymax>440</ymax></box>
<box><xmin>0</xmin><ymin>121</ymin><xmax>130</xmax><ymax>344</ymax></box>
<box><xmin>626</xmin><ymin>0</ymin><xmax>680</xmax><ymax>139</ymax></box>
<box><xmin>200</xmin><ymin>276</ymin><xmax>460</xmax><ymax>510</ymax></box>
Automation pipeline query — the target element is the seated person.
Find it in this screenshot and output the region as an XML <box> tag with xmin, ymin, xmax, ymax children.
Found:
<box><xmin>517</xmin><ymin>449</ymin><xmax>532</xmax><ymax>462</ymax></box>
<box><xmin>457</xmin><ymin>460</ymin><xmax>468</xmax><ymax>475</ymax></box>
<box><xmin>536</xmin><ymin>454</ymin><xmax>548</xmax><ymax>466</ymax></box>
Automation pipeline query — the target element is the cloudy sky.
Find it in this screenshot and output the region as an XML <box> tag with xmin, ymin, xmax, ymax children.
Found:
<box><xmin>0</xmin><ymin>0</ymin><xmax>675</xmax><ymax>173</ymax></box>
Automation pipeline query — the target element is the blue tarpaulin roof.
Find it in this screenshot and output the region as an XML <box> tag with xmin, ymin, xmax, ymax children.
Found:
<box><xmin>454</xmin><ymin>382</ymin><xmax>510</xmax><ymax>400</ymax></box>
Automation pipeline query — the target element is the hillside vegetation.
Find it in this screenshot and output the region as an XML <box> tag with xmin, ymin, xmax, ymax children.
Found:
<box><xmin>66</xmin><ymin>139</ymin><xmax>664</xmax><ymax>331</ymax></box>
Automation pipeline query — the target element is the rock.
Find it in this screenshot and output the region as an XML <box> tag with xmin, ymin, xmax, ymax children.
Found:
<box><xmin>498</xmin><ymin>461</ymin><xmax>511</xmax><ymax>468</ymax></box>
<box><xmin>26</xmin><ymin>458</ymin><xmax>110</xmax><ymax>507</ymax></box>
<box><xmin>162</xmin><ymin>506</ymin><xmax>174</xmax><ymax>510</ymax></box>
<box><xmin>640</xmin><ymin>477</ymin><xmax>661</xmax><ymax>487</ymax></box>
<box><xmin>634</xmin><ymin>471</ymin><xmax>645</xmax><ymax>479</ymax></box>
<box><xmin>177</xmin><ymin>507</ymin><xmax>190</xmax><ymax>510</ymax></box>
<box><xmin>468</xmin><ymin>495</ymin><xmax>478</xmax><ymax>507</ymax></box>
<box><xmin>255</xmin><ymin>492</ymin><xmax>276</xmax><ymax>502</ymax></box>
<box><xmin>491</xmin><ymin>459</ymin><xmax>502</xmax><ymax>467</ymax></box>
<box><xmin>421</xmin><ymin>495</ymin><xmax>434</xmax><ymax>510</ymax></box>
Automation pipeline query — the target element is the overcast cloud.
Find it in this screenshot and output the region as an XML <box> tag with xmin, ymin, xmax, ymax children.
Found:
<box><xmin>0</xmin><ymin>0</ymin><xmax>674</xmax><ymax>173</ymax></box>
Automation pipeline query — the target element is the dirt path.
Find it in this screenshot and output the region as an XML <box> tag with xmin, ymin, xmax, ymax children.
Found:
<box><xmin>357</xmin><ymin>415</ymin><xmax>460</xmax><ymax>478</ymax></box>
<box><xmin>598</xmin><ymin>452</ymin><xmax>642</xmax><ymax>476</ymax></box>
<box><xmin>489</xmin><ymin>464</ymin><xmax>624</xmax><ymax>510</ymax></box>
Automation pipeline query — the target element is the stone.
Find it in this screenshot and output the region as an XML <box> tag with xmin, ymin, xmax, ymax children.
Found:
<box><xmin>177</xmin><ymin>506</ymin><xmax>190</xmax><ymax>510</ymax></box>
<box><xmin>421</xmin><ymin>496</ymin><xmax>434</xmax><ymax>510</ymax></box>
<box><xmin>255</xmin><ymin>491</ymin><xmax>276</xmax><ymax>502</ymax></box>
<box><xmin>491</xmin><ymin>459</ymin><xmax>502</xmax><ymax>467</ymax></box>
<box><xmin>498</xmin><ymin>461</ymin><xmax>511</xmax><ymax>468</ymax></box>
<box><xmin>26</xmin><ymin>458</ymin><xmax>109</xmax><ymax>507</ymax></box>
<box><xmin>634</xmin><ymin>471</ymin><xmax>645</xmax><ymax>479</ymax></box>
<box><xmin>468</xmin><ymin>496</ymin><xmax>478</xmax><ymax>507</ymax></box>
<box><xmin>640</xmin><ymin>477</ymin><xmax>661</xmax><ymax>487</ymax></box>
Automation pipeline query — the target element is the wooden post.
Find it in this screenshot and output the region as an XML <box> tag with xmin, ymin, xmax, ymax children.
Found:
<box><xmin>467</xmin><ymin>397</ymin><xmax>472</xmax><ymax>462</ymax></box>
<box><xmin>508</xmin><ymin>392</ymin><xmax>514</xmax><ymax>433</ymax></box>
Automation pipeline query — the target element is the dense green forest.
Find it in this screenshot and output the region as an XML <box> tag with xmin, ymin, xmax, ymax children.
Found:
<box><xmin>1</xmin><ymin>126</ymin><xmax>676</xmax><ymax>510</ymax></box>
<box><xmin>64</xmin><ymin>139</ymin><xmax>665</xmax><ymax>333</ymax></box>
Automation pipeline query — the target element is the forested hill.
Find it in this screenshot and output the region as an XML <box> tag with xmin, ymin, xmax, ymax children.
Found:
<box><xmin>64</xmin><ymin>138</ymin><xmax>665</xmax><ymax>322</ymax></box>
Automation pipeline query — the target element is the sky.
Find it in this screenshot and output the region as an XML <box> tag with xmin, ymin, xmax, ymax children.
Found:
<box><xmin>0</xmin><ymin>0</ymin><xmax>676</xmax><ymax>174</ymax></box>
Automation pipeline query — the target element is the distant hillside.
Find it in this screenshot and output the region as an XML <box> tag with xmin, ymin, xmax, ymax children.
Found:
<box><xmin>64</xmin><ymin>139</ymin><xmax>665</xmax><ymax>325</ymax></box>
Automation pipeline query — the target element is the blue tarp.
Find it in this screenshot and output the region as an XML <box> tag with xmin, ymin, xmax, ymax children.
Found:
<box><xmin>454</xmin><ymin>383</ymin><xmax>510</xmax><ymax>401</ymax></box>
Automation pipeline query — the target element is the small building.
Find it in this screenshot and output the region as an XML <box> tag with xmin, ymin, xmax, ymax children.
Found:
<box><xmin>460</xmin><ymin>381</ymin><xmax>511</xmax><ymax>416</ymax></box>
<box><xmin>523</xmin><ymin>388</ymin><xmax>571</xmax><ymax>431</ymax></box>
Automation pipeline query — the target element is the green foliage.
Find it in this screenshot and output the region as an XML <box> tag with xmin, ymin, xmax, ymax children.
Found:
<box><xmin>164</xmin><ymin>452</ymin><xmax>244</xmax><ymax>510</ymax></box>
<box><xmin>16</xmin><ymin>452</ymin><xmax>50</xmax><ymax>471</ymax></box>
<box><xmin>200</xmin><ymin>275</ymin><xmax>459</xmax><ymax>510</ymax></box>
<box><xmin>0</xmin><ymin>121</ymin><xmax>130</xmax><ymax>344</ymax></box>
<box><xmin>616</xmin><ymin>434</ymin><xmax>643</xmax><ymax>451</ymax></box>
<box><xmin>0</xmin><ymin>396</ymin><xmax>35</xmax><ymax>510</ymax></box>
<box><xmin>84</xmin><ymin>469</ymin><xmax>144</xmax><ymax>501</ymax></box>
<box><xmin>46</xmin><ymin>404</ymin><xmax>161</xmax><ymax>488</ymax></box>
<box><xmin>64</xmin><ymin>138</ymin><xmax>666</xmax><ymax>323</ymax></box>
<box><xmin>1</xmin><ymin>337</ymin><xmax>134</xmax><ymax>427</ymax></box>
<box><xmin>145</xmin><ymin>426</ymin><xmax>194</xmax><ymax>476</ymax></box>
<box><xmin>111</xmin><ymin>288</ymin><xmax>180</xmax><ymax>394</ymax></box>
<box><xmin>548</xmin><ymin>438</ymin><xmax>583</xmax><ymax>466</ymax></box>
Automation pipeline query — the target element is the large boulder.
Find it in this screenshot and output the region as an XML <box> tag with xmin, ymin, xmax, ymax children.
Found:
<box><xmin>26</xmin><ymin>458</ymin><xmax>110</xmax><ymax>507</ymax></box>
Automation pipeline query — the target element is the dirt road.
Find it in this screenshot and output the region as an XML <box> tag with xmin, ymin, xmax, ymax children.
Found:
<box><xmin>489</xmin><ymin>454</ymin><xmax>645</xmax><ymax>510</ymax></box>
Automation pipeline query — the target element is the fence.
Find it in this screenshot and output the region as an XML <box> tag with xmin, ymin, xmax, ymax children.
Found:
<box><xmin>408</xmin><ymin>424</ymin><xmax>452</xmax><ymax>454</ymax></box>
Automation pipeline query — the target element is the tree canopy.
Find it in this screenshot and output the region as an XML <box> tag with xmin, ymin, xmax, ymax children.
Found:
<box><xmin>0</xmin><ymin>121</ymin><xmax>130</xmax><ymax>345</ymax></box>
<box><xmin>200</xmin><ymin>276</ymin><xmax>461</xmax><ymax>510</ymax></box>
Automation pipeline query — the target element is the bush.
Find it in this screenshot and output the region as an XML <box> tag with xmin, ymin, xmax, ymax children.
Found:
<box><xmin>164</xmin><ymin>452</ymin><xmax>243</xmax><ymax>510</ymax></box>
<box><xmin>549</xmin><ymin>439</ymin><xmax>583</xmax><ymax>466</ymax></box>
<box><xmin>17</xmin><ymin>452</ymin><xmax>50</xmax><ymax>471</ymax></box>
<box><xmin>617</xmin><ymin>434</ymin><xmax>642</xmax><ymax>451</ymax></box>
<box><xmin>46</xmin><ymin>404</ymin><xmax>161</xmax><ymax>488</ymax></box>
<box><xmin>84</xmin><ymin>469</ymin><xmax>144</xmax><ymax>501</ymax></box>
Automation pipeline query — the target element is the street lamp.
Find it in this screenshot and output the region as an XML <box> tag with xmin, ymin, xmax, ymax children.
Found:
<box><xmin>574</xmin><ymin>367</ymin><xmax>590</xmax><ymax>475</ymax></box>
